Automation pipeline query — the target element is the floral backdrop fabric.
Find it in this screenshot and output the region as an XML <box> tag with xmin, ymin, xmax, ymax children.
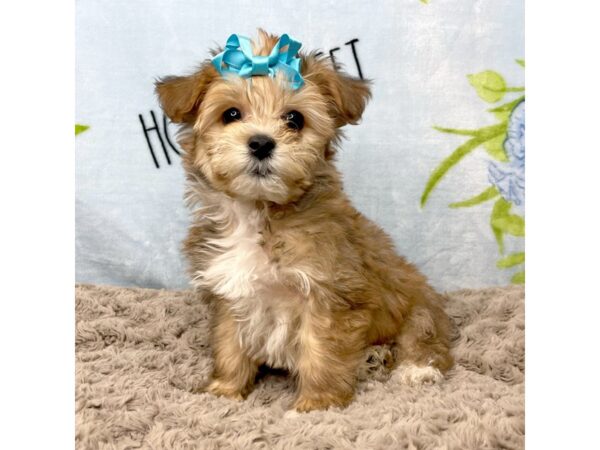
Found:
<box><xmin>421</xmin><ymin>66</ymin><xmax>525</xmax><ymax>284</ymax></box>
<box><xmin>76</xmin><ymin>0</ymin><xmax>524</xmax><ymax>290</ymax></box>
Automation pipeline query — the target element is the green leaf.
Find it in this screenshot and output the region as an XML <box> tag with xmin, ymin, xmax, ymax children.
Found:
<box><xmin>488</xmin><ymin>96</ymin><xmax>525</xmax><ymax>114</ymax></box>
<box><xmin>490</xmin><ymin>197</ymin><xmax>512</xmax><ymax>254</ymax></box>
<box><xmin>420</xmin><ymin>136</ymin><xmax>483</xmax><ymax>207</ymax></box>
<box><xmin>75</xmin><ymin>124</ymin><xmax>90</xmax><ymax>135</ymax></box>
<box><xmin>421</xmin><ymin>138</ymin><xmax>483</xmax><ymax>207</ymax></box>
<box><xmin>491</xmin><ymin>110</ymin><xmax>510</xmax><ymax>122</ymax></box>
<box><xmin>492</xmin><ymin>227</ymin><xmax>504</xmax><ymax>254</ymax></box>
<box><xmin>432</xmin><ymin>126</ymin><xmax>480</xmax><ymax>137</ymax></box>
<box><xmin>468</xmin><ymin>70</ymin><xmax>507</xmax><ymax>103</ymax></box>
<box><xmin>483</xmin><ymin>134</ymin><xmax>508</xmax><ymax>161</ymax></box>
<box><xmin>492</xmin><ymin>195</ymin><xmax>512</xmax><ymax>217</ymax></box>
<box><xmin>421</xmin><ymin>122</ymin><xmax>507</xmax><ymax>207</ymax></box>
<box><xmin>420</xmin><ymin>0</ymin><xmax>429</xmax><ymax>3</ymax></box>
<box><xmin>491</xmin><ymin>214</ymin><xmax>525</xmax><ymax>237</ymax></box>
<box><xmin>497</xmin><ymin>252</ymin><xmax>525</xmax><ymax>269</ymax></box>
<box><xmin>450</xmin><ymin>186</ymin><xmax>499</xmax><ymax>208</ymax></box>
<box><xmin>511</xmin><ymin>271</ymin><xmax>525</xmax><ymax>284</ymax></box>
<box><xmin>516</xmin><ymin>59</ymin><xmax>525</xmax><ymax>68</ymax></box>
<box><xmin>488</xmin><ymin>96</ymin><xmax>524</xmax><ymax>122</ymax></box>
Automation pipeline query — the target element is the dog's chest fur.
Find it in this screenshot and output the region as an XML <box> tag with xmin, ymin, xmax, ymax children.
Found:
<box><xmin>194</xmin><ymin>200</ymin><xmax>300</xmax><ymax>369</ymax></box>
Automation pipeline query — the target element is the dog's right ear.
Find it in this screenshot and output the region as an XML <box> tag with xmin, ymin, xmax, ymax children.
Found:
<box><xmin>155</xmin><ymin>62</ymin><xmax>218</xmax><ymax>124</ymax></box>
<box><xmin>301</xmin><ymin>53</ymin><xmax>371</xmax><ymax>129</ymax></box>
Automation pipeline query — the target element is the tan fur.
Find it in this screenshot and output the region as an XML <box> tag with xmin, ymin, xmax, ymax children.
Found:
<box><xmin>156</xmin><ymin>31</ymin><xmax>453</xmax><ymax>412</ymax></box>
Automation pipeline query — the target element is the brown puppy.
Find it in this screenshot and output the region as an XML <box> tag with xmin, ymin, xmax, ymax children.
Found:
<box><xmin>156</xmin><ymin>30</ymin><xmax>453</xmax><ymax>412</ymax></box>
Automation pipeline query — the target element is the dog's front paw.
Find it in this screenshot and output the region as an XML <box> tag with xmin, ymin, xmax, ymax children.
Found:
<box><xmin>205</xmin><ymin>379</ymin><xmax>245</xmax><ymax>401</ymax></box>
<box><xmin>293</xmin><ymin>394</ymin><xmax>351</xmax><ymax>412</ymax></box>
<box><xmin>394</xmin><ymin>363</ymin><xmax>443</xmax><ymax>386</ymax></box>
<box><xmin>293</xmin><ymin>397</ymin><xmax>329</xmax><ymax>412</ymax></box>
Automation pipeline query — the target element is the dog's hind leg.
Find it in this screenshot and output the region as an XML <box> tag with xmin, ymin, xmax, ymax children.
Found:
<box><xmin>391</xmin><ymin>302</ymin><xmax>454</xmax><ymax>386</ymax></box>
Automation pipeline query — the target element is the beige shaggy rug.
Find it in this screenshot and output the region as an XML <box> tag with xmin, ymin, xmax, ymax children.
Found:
<box><xmin>75</xmin><ymin>284</ymin><xmax>524</xmax><ymax>450</ymax></box>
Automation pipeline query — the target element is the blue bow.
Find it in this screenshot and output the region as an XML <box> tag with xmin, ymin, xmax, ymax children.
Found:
<box><xmin>212</xmin><ymin>34</ymin><xmax>304</xmax><ymax>90</ymax></box>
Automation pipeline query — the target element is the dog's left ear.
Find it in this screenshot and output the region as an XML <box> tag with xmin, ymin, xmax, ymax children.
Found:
<box><xmin>303</xmin><ymin>55</ymin><xmax>372</xmax><ymax>128</ymax></box>
<box><xmin>155</xmin><ymin>62</ymin><xmax>218</xmax><ymax>124</ymax></box>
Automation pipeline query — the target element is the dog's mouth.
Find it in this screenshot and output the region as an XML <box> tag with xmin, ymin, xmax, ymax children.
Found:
<box><xmin>249</xmin><ymin>163</ymin><xmax>273</xmax><ymax>178</ymax></box>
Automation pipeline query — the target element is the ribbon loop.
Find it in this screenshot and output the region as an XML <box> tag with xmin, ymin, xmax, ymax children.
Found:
<box><xmin>212</xmin><ymin>33</ymin><xmax>304</xmax><ymax>90</ymax></box>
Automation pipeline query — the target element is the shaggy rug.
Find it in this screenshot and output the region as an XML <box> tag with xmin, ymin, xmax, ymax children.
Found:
<box><xmin>75</xmin><ymin>285</ymin><xmax>524</xmax><ymax>450</ymax></box>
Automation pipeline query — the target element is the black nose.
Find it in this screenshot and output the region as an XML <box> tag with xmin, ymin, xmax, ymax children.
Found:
<box><xmin>248</xmin><ymin>134</ymin><xmax>275</xmax><ymax>160</ymax></box>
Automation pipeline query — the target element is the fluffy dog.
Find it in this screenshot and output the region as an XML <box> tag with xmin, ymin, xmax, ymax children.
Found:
<box><xmin>156</xmin><ymin>30</ymin><xmax>453</xmax><ymax>412</ymax></box>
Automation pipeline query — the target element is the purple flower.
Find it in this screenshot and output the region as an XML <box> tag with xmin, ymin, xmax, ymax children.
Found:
<box><xmin>488</xmin><ymin>101</ymin><xmax>525</xmax><ymax>205</ymax></box>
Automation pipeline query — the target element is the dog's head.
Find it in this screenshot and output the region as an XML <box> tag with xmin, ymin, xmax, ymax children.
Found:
<box><xmin>156</xmin><ymin>30</ymin><xmax>370</xmax><ymax>204</ymax></box>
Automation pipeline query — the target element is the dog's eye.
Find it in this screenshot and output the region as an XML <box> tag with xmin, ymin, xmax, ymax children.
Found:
<box><xmin>283</xmin><ymin>110</ymin><xmax>304</xmax><ymax>131</ymax></box>
<box><xmin>223</xmin><ymin>107</ymin><xmax>242</xmax><ymax>124</ymax></box>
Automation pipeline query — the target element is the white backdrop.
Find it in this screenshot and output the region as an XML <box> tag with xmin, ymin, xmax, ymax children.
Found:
<box><xmin>76</xmin><ymin>0</ymin><xmax>525</xmax><ymax>291</ymax></box>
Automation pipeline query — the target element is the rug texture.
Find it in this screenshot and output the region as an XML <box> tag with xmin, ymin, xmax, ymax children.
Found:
<box><xmin>75</xmin><ymin>285</ymin><xmax>524</xmax><ymax>450</ymax></box>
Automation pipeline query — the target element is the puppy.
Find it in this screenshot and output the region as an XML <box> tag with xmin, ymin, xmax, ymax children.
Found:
<box><xmin>156</xmin><ymin>30</ymin><xmax>453</xmax><ymax>412</ymax></box>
